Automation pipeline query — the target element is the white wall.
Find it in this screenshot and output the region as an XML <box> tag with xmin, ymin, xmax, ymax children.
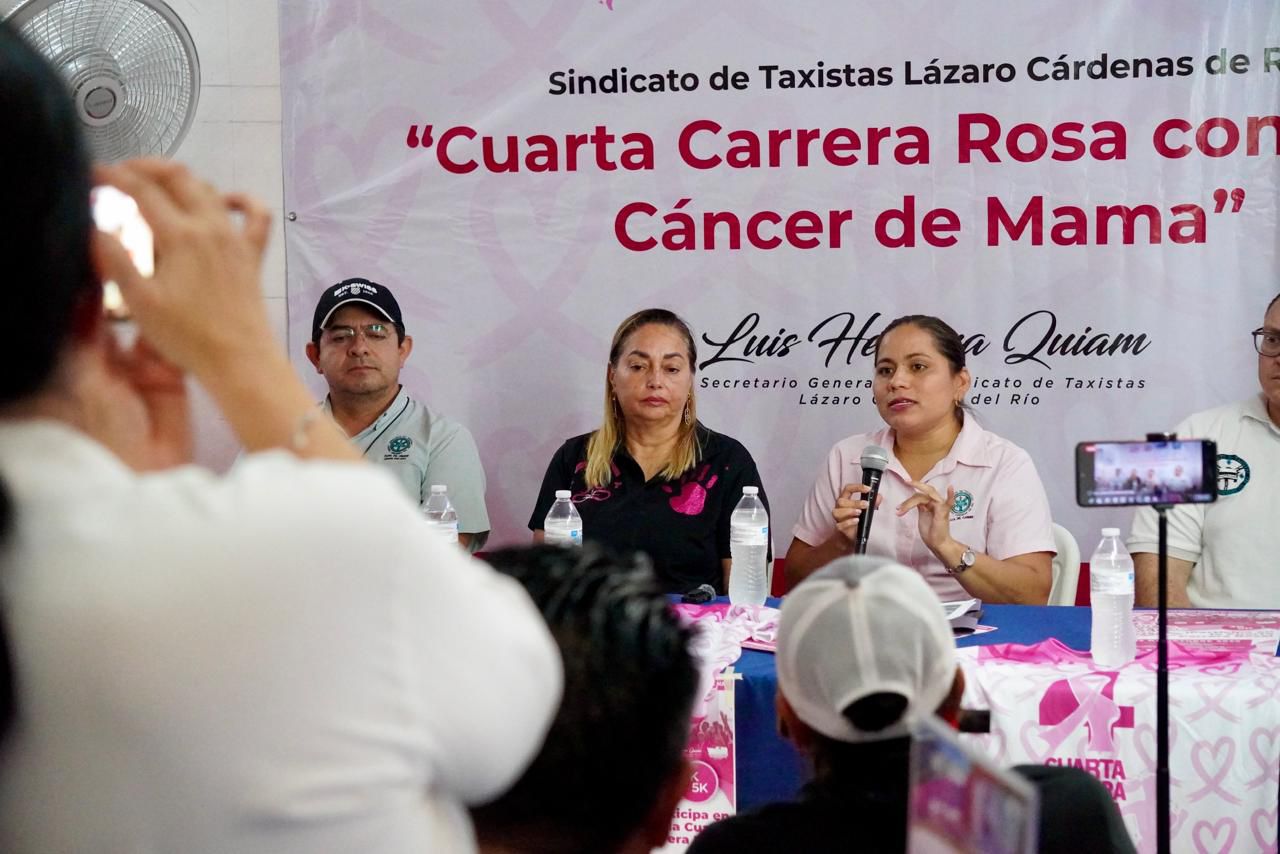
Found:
<box><xmin>168</xmin><ymin>0</ymin><xmax>287</xmax><ymax>469</ymax></box>
<box><xmin>1</xmin><ymin>0</ymin><xmax>287</xmax><ymax>469</ymax></box>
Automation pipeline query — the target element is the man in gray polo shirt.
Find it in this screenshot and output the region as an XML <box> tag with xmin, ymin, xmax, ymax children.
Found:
<box><xmin>306</xmin><ymin>278</ymin><xmax>490</xmax><ymax>550</ymax></box>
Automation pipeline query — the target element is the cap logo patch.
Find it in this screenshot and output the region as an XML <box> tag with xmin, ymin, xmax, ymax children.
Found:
<box><xmin>333</xmin><ymin>282</ymin><xmax>378</xmax><ymax>298</ymax></box>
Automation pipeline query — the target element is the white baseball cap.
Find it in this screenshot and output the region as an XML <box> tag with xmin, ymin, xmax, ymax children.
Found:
<box><xmin>777</xmin><ymin>556</ymin><xmax>957</xmax><ymax>743</ymax></box>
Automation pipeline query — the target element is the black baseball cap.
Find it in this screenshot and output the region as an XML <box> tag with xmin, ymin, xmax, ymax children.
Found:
<box><xmin>312</xmin><ymin>278</ymin><xmax>404</xmax><ymax>341</ymax></box>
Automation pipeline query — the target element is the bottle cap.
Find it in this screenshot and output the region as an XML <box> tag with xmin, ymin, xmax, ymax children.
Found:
<box><xmin>742</xmin><ymin>486</ymin><xmax>759</xmax><ymax>495</ymax></box>
<box><xmin>1101</xmin><ymin>527</ymin><xmax>1120</xmax><ymax>537</ymax></box>
<box><xmin>430</xmin><ymin>484</ymin><xmax>447</xmax><ymax>494</ymax></box>
<box><xmin>555</xmin><ymin>489</ymin><xmax>571</xmax><ymax>499</ymax></box>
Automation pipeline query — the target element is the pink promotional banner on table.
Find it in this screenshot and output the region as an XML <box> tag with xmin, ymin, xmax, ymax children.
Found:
<box><xmin>1134</xmin><ymin>609</ymin><xmax>1280</xmax><ymax>654</ymax></box>
<box><xmin>658</xmin><ymin>603</ymin><xmax>778</xmax><ymax>851</ymax></box>
<box><xmin>958</xmin><ymin>626</ymin><xmax>1280</xmax><ymax>854</ymax></box>
<box><xmin>279</xmin><ymin>2</ymin><xmax>1280</xmax><ymax>546</ymax></box>
<box><xmin>658</xmin><ymin>670</ymin><xmax>738</xmax><ymax>853</ymax></box>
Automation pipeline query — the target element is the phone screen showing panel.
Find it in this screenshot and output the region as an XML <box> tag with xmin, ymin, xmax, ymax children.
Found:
<box><xmin>1076</xmin><ymin>439</ymin><xmax>1217</xmax><ymax>507</ymax></box>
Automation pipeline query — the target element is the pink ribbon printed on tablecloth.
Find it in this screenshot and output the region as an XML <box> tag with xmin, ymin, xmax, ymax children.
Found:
<box><xmin>957</xmin><ymin>638</ymin><xmax>1280</xmax><ymax>853</ymax></box>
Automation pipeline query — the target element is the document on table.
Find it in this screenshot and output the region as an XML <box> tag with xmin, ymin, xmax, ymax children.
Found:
<box><xmin>941</xmin><ymin>598</ymin><xmax>986</xmax><ymax>635</ymax></box>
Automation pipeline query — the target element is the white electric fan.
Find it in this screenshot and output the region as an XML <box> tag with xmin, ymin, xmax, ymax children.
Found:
<box><xmin>5</xmin><ymin>0</ymin><xmax>200</xmax><ymax>162</ymax></box>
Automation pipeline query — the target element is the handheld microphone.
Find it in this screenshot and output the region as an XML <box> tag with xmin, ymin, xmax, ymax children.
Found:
<box><xmin>854</xmin><ymin>445</ymin><xmax>890</xmax><ymax>555</ymax></box>
<box><xmin>681</xmin><ymin>583</ymin><xmax>717</xmax><ymax>604</ymax></box>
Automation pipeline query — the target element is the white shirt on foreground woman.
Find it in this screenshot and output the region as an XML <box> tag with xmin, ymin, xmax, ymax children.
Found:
<box><xmin>0</xmin><ymin>421</ymin><xmax>561</xmax><ymax>854</ymax></box>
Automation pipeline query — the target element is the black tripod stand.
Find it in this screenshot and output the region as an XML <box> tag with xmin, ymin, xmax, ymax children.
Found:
<box><xmin>1151</xmin><ymin>501</ymin><xmax>1172</xmax><ymax>854</ymax></box>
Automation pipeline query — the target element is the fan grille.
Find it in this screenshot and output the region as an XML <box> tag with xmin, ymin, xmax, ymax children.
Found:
<box><xmin>12</xmin><ymin>0</ymin><xmax>200</xmax><ymax>162</ymax></box>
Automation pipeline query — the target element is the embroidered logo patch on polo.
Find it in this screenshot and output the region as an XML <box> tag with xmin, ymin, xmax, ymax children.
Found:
<box><xmin>384</xmin><ymin>435</ymin><xmax>412</xmax><ymax>461</ymax></box>
<box><xmin>1216</xmin><ymin>454</ymin><xmax>1249</xmax><ymax>495</ymax></box>
<box><xmin>950</xmin><ymin>489</ymin><xmax>974</xmax><ymax>518</ymax></box>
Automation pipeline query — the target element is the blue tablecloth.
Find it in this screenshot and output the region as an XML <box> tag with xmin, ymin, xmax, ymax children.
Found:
<box><xmin>732</xmin><ymin>603</ymin><xmax>1200</xmax><ymax>810</ymax></box>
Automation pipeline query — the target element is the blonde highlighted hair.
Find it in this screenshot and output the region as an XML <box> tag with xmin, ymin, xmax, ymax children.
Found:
<box><xmin>585</xmin><ymin>309</ymin><xmax>702</xmax><ymax>488</ymax></box>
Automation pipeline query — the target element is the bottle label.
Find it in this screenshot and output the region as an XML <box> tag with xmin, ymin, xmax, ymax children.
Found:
<box><xmin>426</xmin><ymin>519</ymin><xmax>459</xmax><ymax>545</ymax></box>
<box><xmin>733</xmin><ymin>525</ymin><xmax>769</xmax><ymax>546</ymax></box>
<box><xmin>546</xmin><ymin>527</ymin><xmax>583</xmax><ymax>547</ymax></box>
<box><xmin>1092</xmin><ymin>570</ymin><xmax>1134</xmax><ymax>595</ymax></box>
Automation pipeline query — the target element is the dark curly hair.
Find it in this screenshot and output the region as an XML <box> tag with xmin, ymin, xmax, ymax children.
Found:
<box><xmin>472</xmin><ymin>544</ymin><xmax>698</xmax><ymax>854</ymax></box>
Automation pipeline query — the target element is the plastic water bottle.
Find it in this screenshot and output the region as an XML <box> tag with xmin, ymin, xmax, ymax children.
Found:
<box><xmin>543</xmin><ymin>489</ymin><xmax>583</xmax><ymax>547</ymax></box>
<box><xmin>1090</xmin><ymin>527</ymin><xmax>1136</xmax><ymax>667</ymax></box>
<box><xmin>424</xmin><ymin>484</ymin><xmax>459</xmax><ymax>545</ymax></box>
<box><xmin>728</xmin><ymin>486</ymin><xmax>769</xmax><ymax>606</ymax></box>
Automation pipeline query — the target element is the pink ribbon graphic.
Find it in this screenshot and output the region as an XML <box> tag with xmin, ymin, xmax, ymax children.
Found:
<box><xmin>1245</xmin><ymin>726</ymin><xmax>1280</xmax><ymax>789</ymax></box>
<box><xmin>1037</xmin><ymin>671</ymin><xmax>1134</xmax><ymax>752</ymax></box>
<box><xmin>1186</xmin><ymin>681</ymin><xmax>1241</xmax><ymax>725</ymax></box>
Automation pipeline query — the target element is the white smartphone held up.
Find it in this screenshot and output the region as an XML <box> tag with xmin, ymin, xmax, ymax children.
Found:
<box><xmin>91</xmin><ymin>185</ymin><xmax>153</xmax><ymax>320</ymax></box>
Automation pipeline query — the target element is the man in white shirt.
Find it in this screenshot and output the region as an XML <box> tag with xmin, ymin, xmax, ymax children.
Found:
<box><xmin>0</xmin><ymin>31</ymin><xmax>559</xmax><ymax>853</ymax></box>
<box><xmin>307</xmin><ymin>278</ymin><xmax>490</xmax><ymax>549</ymax></box>
<box><xmin>1128</xmin><ymin>293</ymin><xmax>1280</xmax><ymax>608</ymax></box>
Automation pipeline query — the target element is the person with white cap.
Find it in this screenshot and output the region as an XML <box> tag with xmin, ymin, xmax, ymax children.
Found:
<box><xmin>306</xmin><ymin>277</ymin><xmax>490</xmax><ymax>549</ymax></box>
<box><xmin>687</xmin><ymin>556</ymin><xmax>1133</xmax><ymax>854</ymax></box>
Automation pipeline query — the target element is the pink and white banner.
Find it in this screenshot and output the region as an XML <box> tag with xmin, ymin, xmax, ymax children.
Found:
<box><xmin>1135</xmin><ymin>609</ymin><xmax>1280</xmax><ymax>655</ymax></box>
<box><xmin>658</xmin><ymin>669</ymin><xmax>738</xmax><ymax>853</ymax></box>
<box><xmin>279</xmin><ymin>1</ymin><xmax>1280</xmax><ymax>546</ymax></box>
<box><xmin>960</xmin><ymin>633</ymin><xmax>1280</xmax><ymax>853</ymax></box>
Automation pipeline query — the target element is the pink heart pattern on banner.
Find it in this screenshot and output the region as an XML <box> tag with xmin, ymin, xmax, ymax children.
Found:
<box><xmin>451</xmin><ymin>0</ymin><xmax>583</xmax><ymax>104</ymax></box>
<box><xmin>1132</xmin><ymin>720</ymin><xmax>1179</xmax><ymax>771</ymax></box>
<box><xmin>1247</xmin><ymin>725</ymin><xmax>1280</xmax><ymax>789</ymax></box>
<box><xmin>279</xmin><ymin>1</ymin><xmax>443</xmax><ymax>67</ymax></box>
<box><xmin>1248</xmin><ymin>672</ymin><xmax>1280</xmax><ymax>709</ymax></box>
<box><xmin>1192</xmin><ymin>817</ymin><xmax>1237</xmax><ymax>854</ymax></box>
<box><xmin>464</xmin><ymin>176</ymin><xmax>606</xmax><ymax>371</ymax></box>
<box><xmin>1017</xmin><ymin>718</ymin><xmax>1080</xmax><ymax>764</ymax></box>
<box><xmin>971</xmin><ymin>727</ymin><xmax>1009</xmax><ymax>765</ymax></box>
<box><xmin>1251</xmin><ymin>806</ymin><xmax>1279</xmax><ymax>853</ymax></box>
<box><xmin>287</xmin><ymin>107</ymin><xmax>426</xmax><ymax>275</ymax></box>
<box><xmin>1188</xmin><ymin>737</ymin><xmax>1239</xmax><ymax>804</ymax></box>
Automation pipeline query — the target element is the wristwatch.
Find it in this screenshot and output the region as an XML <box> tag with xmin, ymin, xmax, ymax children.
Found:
<box><xmin>948</xmin><ymin>545</ymin><xmax>977</xmax><ymax>576</ymax></box>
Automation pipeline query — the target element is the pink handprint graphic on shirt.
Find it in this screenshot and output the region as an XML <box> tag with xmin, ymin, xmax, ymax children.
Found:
<box><xmin>664</xmin><ymin>464</ymin><xmax>718</xmax><ymax>515</ymax></box>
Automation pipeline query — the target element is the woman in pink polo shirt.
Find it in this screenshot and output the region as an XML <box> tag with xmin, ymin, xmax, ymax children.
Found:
<box><xmin>785</xmin><ymin>315</ymin><xmax>1055</xmax><ymax>603</ymax></box>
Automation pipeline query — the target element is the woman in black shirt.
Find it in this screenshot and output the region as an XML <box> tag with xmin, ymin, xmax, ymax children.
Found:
<box><xmin>529</xmin><ymin>309</ymin><xmax>769</xmax><ymax>594</ymax></box>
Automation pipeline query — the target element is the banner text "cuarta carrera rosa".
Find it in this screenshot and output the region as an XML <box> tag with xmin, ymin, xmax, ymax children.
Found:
<box><xmin>404</xmin><ymin>112</ymin><xmax>1272</xmax><ymax>251</ymax></box>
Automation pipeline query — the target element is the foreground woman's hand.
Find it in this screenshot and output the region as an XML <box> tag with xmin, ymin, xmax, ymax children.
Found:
<box><xmin>93</xmin><ymin>160</ymin><xmax>359</xmax><ymax>462</ymax></box>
